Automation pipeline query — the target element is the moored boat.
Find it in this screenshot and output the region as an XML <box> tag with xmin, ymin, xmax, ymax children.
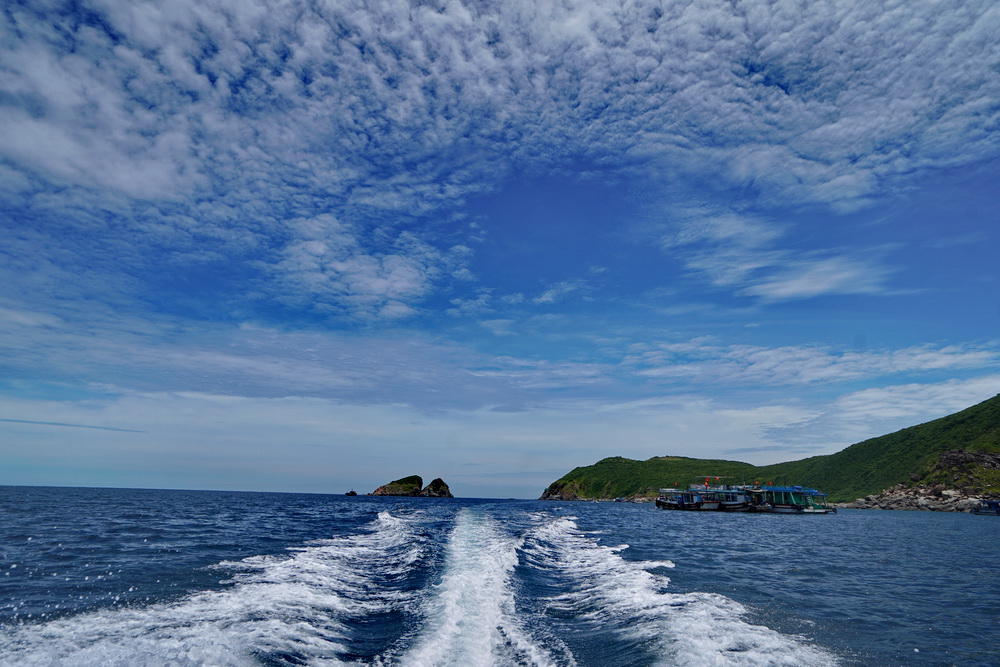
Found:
<box><xmin>971</xmin><ymin>499</ymin><xmax>1000</xmax><ymax>515</ymax></box>
<box><xmin>655</xmin><ymin>487</ymin><xmax>726</xmax><ymax>510</ymax></box>
<box><xmin>747</xmin><ymin>486</ymin><xmax>836</xmax><ymax>514</ymax></box>
<box><xmin>716</xmin><ymin>489</ymin><xmax>751</xmax><ymax>511</ymax></box>
<box><xmin>656</xmin><ymin>480</ymin><xmax>750</xmax><ymax>512</ymax></box>
<box><xmin>655</xmin><ymin>480</ymin><xmax>835</xmax><ymax>514</ymax></box>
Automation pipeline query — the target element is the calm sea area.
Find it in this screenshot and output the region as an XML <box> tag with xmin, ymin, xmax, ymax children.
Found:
<box><xmin>1</xmin><ymin>486</ymin><xmax>997</xmax><ymax>665</ymax></box>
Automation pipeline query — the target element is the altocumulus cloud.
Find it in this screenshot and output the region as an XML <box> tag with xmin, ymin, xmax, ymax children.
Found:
<box><xmin>2</xmin><ymin>0</ymin><xmax>999</xmax><ymax>318</ymax></box>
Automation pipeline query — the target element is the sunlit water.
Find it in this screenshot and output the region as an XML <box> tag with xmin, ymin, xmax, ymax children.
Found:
<box><xmin>1</xmin><ymin>486</ymin><xmax>997</xmax><ymax>666</ymax></box>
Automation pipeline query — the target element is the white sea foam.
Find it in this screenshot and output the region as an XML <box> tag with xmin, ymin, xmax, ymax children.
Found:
<box><xmin>393</xmin><ymin>509</ymin><xmax>571</xmax><ymax>667</ymax></box>
<box><xmin>522</xmin><ymin>516</ymin><xmax>838</xmax><ymax>667</ymax></box>
<box><xmin>0</xmin><ymin>510</ymin><xmax>426</xmax><ymax>666</ymax></box>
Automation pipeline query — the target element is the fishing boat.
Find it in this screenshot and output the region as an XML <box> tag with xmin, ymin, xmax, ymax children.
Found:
<box><xmin>656</xmin><ymin>477</ymin><xmax>749</xmax><ymax>511</ymax></box>
<box><xmin>713</xmin><ymin>487</ymin><xmax>753</xmax><ymax>511</ymax></box>
<box><xmin>655</xmin><ymin>488</ymin><xmax>721</xmax><ymax>510</ymax></box>
<box><xmin>655</xmin><ymin>487</ymin><xmax>755</xmax><ymax>512</ymax></box>
<box><xmin>747</xmin><ymin>486</ymin><xmax>836</xmax><ymax>514</ymax></box>
<box><xmin>971</xmin><ymin>499</ymin><xmax>1000</xmax><ymax>515</ymax></box>
<box><xmin>655</xmin><ymin>479</ymin><xmax>835</xmax><ymax>514</ymax></box>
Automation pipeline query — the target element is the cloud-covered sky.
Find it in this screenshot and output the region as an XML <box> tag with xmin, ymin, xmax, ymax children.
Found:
<box><xmin>2</xmin><ymin>0</ymin><xmax>999</xmax><ymax>497</ymax></box>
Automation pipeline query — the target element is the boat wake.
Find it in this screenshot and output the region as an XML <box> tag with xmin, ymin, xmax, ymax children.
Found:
<box><xmin>389</xmin><ymin>508</ymin><xmax>571</xmax><ymax>667</ymax></box>
<box><xmin>0</xmin><ymin>507</ymin><xmax>839</xmax><ymax>666</ymax></box>
<box><xmin>0</xmin><ymin>510</ymin><xmax>430</xmax><ymax>666</ymax></box>
<box><xmin>521</xmin><ymin>515</ymin><xmax>838</xmax><ymax>667</ymax></box>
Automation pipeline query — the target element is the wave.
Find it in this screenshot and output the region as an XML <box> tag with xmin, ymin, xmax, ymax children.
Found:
<box><xmin>390</xmin><ymin>508</ymin><xmax>572</xmax><ymax>667</ymax></box>
<box><xmin>521</xmin><ymin>516</ymin><xmax>837</xmax><ymax>667</ymax></box>
<box><xmin>0</xmin><ymin>510</ymin><xmax>429</xmax><ymax>666</ymax></box>
<box><xmin>0</xmin><ymin>508</ymin><xmax>839</xmax><ymax>666</ymax></box>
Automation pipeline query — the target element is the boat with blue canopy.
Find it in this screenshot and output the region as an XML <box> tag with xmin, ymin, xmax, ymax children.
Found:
<box><xmin>746</xmin><ymin>485</ymin><xmax>836</xmax><ymax>514</ymax></box>
<box><xmin>655</xmin><ymin>480</ymin><xmax>835</xmax><ymax>514</ymax></box>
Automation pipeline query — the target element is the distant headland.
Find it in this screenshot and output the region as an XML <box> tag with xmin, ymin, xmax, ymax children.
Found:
<box><xmin>369</xmin><ymin>475</ymin><xmax>454</xmax><ymax>498</ymax></box>
<box><xmin>540</xmin><ymin>393</ymin><xmax>1000</xmax><ymax>510</ymax></box>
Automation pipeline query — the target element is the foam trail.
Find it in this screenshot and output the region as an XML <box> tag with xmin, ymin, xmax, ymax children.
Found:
<box><xmin>0</xmin><ymin>511</ymin><xmax>426</xmax><ymax>666</ymax></box>
<box><xmin>523</xmin><ymin>516</ymin><xmax>837</xmax><ymax>667</ymax></box>
<box><xmin>395</xmin><ymin>509</ymin><xmax>569</xmax><ymax>667</ymax></box>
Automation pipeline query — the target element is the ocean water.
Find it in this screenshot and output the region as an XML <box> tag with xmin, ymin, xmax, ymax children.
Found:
<box><xmin>0</xmin><ymin>487</ymin><xmax>997</xmax><ymax>666</ymax></box>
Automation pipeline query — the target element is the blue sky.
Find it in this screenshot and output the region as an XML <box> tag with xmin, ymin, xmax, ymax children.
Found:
<box><xmin>1</xmin><ymin>0</ymin><xmax>999</xmax><ymax>498</ymax></box>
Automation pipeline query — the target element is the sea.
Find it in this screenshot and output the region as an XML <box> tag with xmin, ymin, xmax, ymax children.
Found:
<box><xmin>0</xmin><ymin>486</ymin><xmax>997</xmax><ymax>666</ymax></box>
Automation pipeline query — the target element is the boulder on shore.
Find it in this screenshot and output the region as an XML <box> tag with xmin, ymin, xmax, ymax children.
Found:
<box><xmin>370</xmin><ymin>475</ymin><xmax>454</xmax><ymax>497</ymax></box>
<box><xmin>834</xmin><ymin>449</ymin><xmax>1000</xmax><ymax>511</ymax></box>
<box><xmin>835</xmin><ymin>483</ymin><xmax>989</xmax><ymax>512</ymax></box>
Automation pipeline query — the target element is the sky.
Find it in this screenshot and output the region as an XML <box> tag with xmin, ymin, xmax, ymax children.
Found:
<box><xmin>1</xmin><ymin>0</ymin><xmax>999</xmax><ymax>498</ymax></box>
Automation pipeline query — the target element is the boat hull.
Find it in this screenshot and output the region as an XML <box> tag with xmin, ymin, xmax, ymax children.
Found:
<box><xmin>719</xmin><ymin>502</ymin><xmax>750</xmax><ymax>512</ymax></box>
<box><xmin>751</xmin><ymin>504</ymin><xmax>835</xmax><ymax>514</ymax></box>
<box><xmin>656</xmin><ymin>484</ymin><xmax>835</xmax><ymax>514</ymax></box>
<box><xmin>655</xmin><ymin>499</ymin><xmax>708</xmax><ymax>510</ymax></box>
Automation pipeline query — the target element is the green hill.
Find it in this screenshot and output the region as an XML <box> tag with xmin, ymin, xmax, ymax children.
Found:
<box><xmin>540</xmin><ymin>456</ymin><xmax>756</xmax><ymax>500</ymax></box>
<box><xmin>540</xmin><ymin>393</ymin><xmax>1000</xmax><ymax>502</ymax></box>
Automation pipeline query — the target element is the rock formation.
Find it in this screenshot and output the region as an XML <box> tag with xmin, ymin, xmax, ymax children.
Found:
<box><xmin>838</xmin><ymin>449</ymin><xmax>1000</xmax><ymax>511</ymax></box>
<box><xmin>837</xmin><ymin>484</ymin><xmax>989</xmax><ymax>512</ymax></box>
<box><xmin>371</xmin><ymin>475</ymin><xmax>424</xmax><ymax>496</ymax></box>
<box><xmin>418</xmin><ymin>478</ymin><xmax>454</xmax><ymax>497</ymax></box>
<box><xmin>539</xmin><ymin>481</ymin><xmax>580</xmax><ymax>501</ymax></box>
<box><xmin>370</xmin><ymin>475</ymin><xmax>454</xmax><ymax>497</ymax></box>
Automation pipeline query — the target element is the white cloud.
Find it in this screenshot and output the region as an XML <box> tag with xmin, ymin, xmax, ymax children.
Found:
<box><xmin>468</xmin><ymin>356</ymin><xmax>612</xmax><ymax>390</ymax></box>
<box><xmin>447</xmin><ymin>290</ymin><xmax>494</xmax><ymax>317</ymax></box>
<box><xmin>739</xmin><ymin>255</ymin><xmax>895</xmax><ymax>301</ymax></box>
<box><xmin>3</xmin><ymin>0</ymin><xmax>999</xmax><ymax>316</ymax></box>
<box><xmin>6</xmin><ymin>374</ymin><xmax>997</xmax><ymax>495</ymax></box>
<box><xmin>0</xmin><ymin>386</ymin><xmax>823</xmax><ymax>495</ymax></box>
<box><xmin>480</xmin><ymin>319</ymin><xmax>516</xmax><ymax>336</ymax></box>
<box><xmin>0</xmin><ymin>307</ymin><xmax>63</xmax><ymax>328</ymax></box>
<box><xmin>826</xmin><ymin>376</ymin><xmax>1000</xmax><ymax>426</ymax></box>
<box><xmin>534</xmin><ymin>280</ymin><xmax>585</xmax><ymax>304</ymax></box>
<box><xmin>662</xmin><ymin>214</ymin><xmax>783</xmax><ymax>250</ymax></box>
<box><xmin>764</xmin><ymin>375</ymin><xmax>1000</xmax><ymax>448</ymax></box>
<box><xmin>662</xmin><ymin>210</ymin><xmax>897</xmax><ymax>301</ymax></box>
<box><xmin>630</xmin><ymin>340</ymin><xmax>1000</xmax><ymax>386</ymax></box>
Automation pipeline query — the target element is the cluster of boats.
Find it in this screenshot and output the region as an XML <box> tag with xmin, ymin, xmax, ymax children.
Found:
<box><xmin>655</xmin><ymin>480</ymin><xmax>836</xmax><ymax>514</ymax></box>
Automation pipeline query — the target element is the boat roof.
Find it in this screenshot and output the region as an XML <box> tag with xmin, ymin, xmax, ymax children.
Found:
<box><xmin>752</xmin><ymin>485</ymin><xmax>826</xmax><ymax>494</ymax></box>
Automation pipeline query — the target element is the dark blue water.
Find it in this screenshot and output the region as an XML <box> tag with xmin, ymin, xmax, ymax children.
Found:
<box><xmin>1</xmin><ymin>486</ymin><xmax>997</xmax><ymax>666</ymax></box>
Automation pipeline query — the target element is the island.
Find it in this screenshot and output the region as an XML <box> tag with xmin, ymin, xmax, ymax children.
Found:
<box><xmin>370</xmin><ymin>475</ymin><xmax>454</xmax><ymax>498</ymax></box>
<box><xmin>541</xmin><ymin>393</ymin><xmax>1000</xmax><ymax>511</ymax></box>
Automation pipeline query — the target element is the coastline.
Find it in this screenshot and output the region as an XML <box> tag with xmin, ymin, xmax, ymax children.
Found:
<box><xmin>834</xmin><ymin>484</ymin><xmax>988</xmax><ymax>512</ymax></box>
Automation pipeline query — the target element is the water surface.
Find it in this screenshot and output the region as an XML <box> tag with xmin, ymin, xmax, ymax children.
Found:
<box><xmin>1</xmin><ymin>486</ymin><xmax>997</xmax><ymax>665</ymax></box>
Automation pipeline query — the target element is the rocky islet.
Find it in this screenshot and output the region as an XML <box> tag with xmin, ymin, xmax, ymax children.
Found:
<box><xmin>370</xmin><ymin>475</ymin><xmax>454</xmax><ymax>498</ymax></box>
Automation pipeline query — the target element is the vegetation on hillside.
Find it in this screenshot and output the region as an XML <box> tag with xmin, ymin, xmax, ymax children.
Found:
<box><xmin>541</xmin><ymin>394</ymin><xmax>1000</xmax><ymax>502</ymax></box>
<box><xmin>541</xmin><ymin>456</ymin><xmax>756</xmax><ymax>500</ymax></box>
<box><xmin>372</xmin><ymin>475</ymin><xmax>424</xmax><ymax>496</ymax></box>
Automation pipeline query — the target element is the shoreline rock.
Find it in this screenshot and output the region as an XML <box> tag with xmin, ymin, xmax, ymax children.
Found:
<box><xmin>835</xmin><ymin>483</ymin><xmax>988</xmax><ymax>512</ymax></box>
<box><xmin>539</xmin><ymin>481</ymin><xmax>579</xmax><ymax>501</ymax></box>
